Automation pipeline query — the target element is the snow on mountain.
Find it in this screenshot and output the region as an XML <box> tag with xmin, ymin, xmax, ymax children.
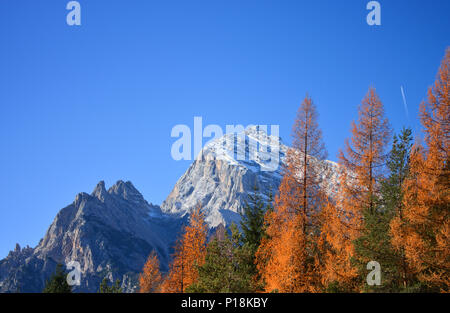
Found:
<box><xmin>161</xmin><ymin>125</ymin><xmax>340</xmax><ymax>227</ymax></box>
<box><xmin>0</xmin><ymin>127</ymin><xmax>341</xmax><ymax>293</ymax></box>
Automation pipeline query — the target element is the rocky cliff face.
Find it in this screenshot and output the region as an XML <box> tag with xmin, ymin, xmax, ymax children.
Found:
<box><xmin>0</xmin><ymin>181</ymin><xmax>184</xmax><ymax>293</ymax></box>
<box><xmin>0</xmin><ymin>127</ymin><xmax>341</xmax><ymax>293</ymax></box>
<box><xmin>161</xmin><ymin>126</ymin><xmax>340</xmax><ymax>227</ymax></box>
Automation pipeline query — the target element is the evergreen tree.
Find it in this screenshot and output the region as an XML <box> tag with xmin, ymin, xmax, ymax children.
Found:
<box><xmin>322</xmin><ymin>87</ymin><xmax>392</xmax><ymax>292</ymax></box>
<box><xmin>240</xmin><ymin>184</ymin><xmax>267</xmax><ymax>253</ymax></box>
<box><xmin>382</xmin><ymin>128</ymin><xmax>419</xmax><ymax>291</ymax></box>
<box><xmin>186</xmin><ymin>238</ymin><xmax>225</xmax><ymax>293</ymax></box>
<box><xmin>382</xmin><ymin>128</ymin><xmax>414</xmax><ymax>212</ymax></box>
<box><xmin>353</xmin><ymin>128</ymin><xmax>414</xmax><ymax>292</ymax></box>
<box><xmin>187</xmin><ymin>223</ymin><xmax>254</xmax><ymax>293</ymax></box>
<box><xmin>42</xmin><ymin>264</ymin><xmax>72</xmax><ymax>293</ymax></box>
<box><xmin>98</xmin><ymin>277</ymin><xmax>122</xmax><ymax>293</ymax></box>
<box><xmin>392</xmin><ymin>48</ymin><xmax>450</xmax><ymax>292</ymax></box>
<box><xmin>240</xmin><ymin>185</ymin><xmax>273</xmax><ymax>291</ymax></box>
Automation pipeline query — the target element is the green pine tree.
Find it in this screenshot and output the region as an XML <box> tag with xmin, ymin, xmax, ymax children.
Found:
<box><xmin>353</xmin><ymin>128</ymin><xmax>414</xmax><ymax>292</ymax></box>
<box><xmin>240</xmin><ymin>185</ymin><xmax>266</xmax><ymax>251</ymax></box>
<box><xmin>186</xmin><ymin>223</ymin><xmax>254</xmax><ymax>293</ymax></box>
<box><xmin>240</xmin><ymin>185</ymin><xmax>273</xmax><ymax>291</ymax></box>
<box><xmin>98</xmin><ymin>277</ymin><xmax>123</xmax><ymax>293</ymax></box>
<box><xmin>381</xmin><ymin>128</ymin><xmax>413</xmax><ymax>215</ymax></box>
<box><xmin>42</xmin><ymin>264</ymin><xmax>72</xmax><ymax>293</ymax></box>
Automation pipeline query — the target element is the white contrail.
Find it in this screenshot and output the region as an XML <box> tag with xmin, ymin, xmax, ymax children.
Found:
<box><xmin>400</xmin><ymin>85</ymin><xmax>409</xmax><ymax>120</ymax></box>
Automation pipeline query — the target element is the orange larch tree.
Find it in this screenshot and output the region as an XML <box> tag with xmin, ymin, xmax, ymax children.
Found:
<box><xmin>391</xmin><ymin>48</ymin><xmax>449</xmax><ymax>292</ymax></box>
<box><xmin>321</xmin><ymin>87</ymin><xmax>391</xmax><ymax>291</ymax></box>
<box><xmin>256</xmin><ymin>95</ymin><xmax>327</xmax><ymax>292</ymax></box>
<box><xmin>161</xmin><ymin>203</ymin><xmax>208</xmax><ymax>292</ymax></box>
<box><xmin>161</xmin><ymin>237</ymin><xmax>186</xmax><ymax>292</ymax></box>
<box><xmin>182</xmin><ymin>203</ymin><xmax>208</xmax><ymax>287</ymax></box>
<box><xmin>139</xmin><ymin>251</ymin><xmax>163</xmax><ymax>293</ymax></box>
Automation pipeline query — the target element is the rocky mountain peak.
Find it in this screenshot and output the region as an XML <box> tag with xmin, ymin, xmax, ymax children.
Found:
<box><xmin>244</xmin><ymin>124</ymin><xmax>282</xmax><ymax>142</ymax></box>
<box><xmin>1</xmin><ymin>180</ymin><xmax>183</xmax><ymax>293</ymax></box>
<box><xmin>92</xmin><ymin>180</ymin><xmax>108</xmax><ymax>201</ymax></box>
<box><xmin>162</xmin><ymin>127</ymin><xmax>339</xmax><ymax>227</ymax></box>
<box><xmin>107</xmin><ymin>180</ymin><xmax>144</xmax><ymax>203</ymax></box>
<box><xmin>0</xmin><ymin>130</ymin><xmax>340</xmax><ymax>293</ymax></box>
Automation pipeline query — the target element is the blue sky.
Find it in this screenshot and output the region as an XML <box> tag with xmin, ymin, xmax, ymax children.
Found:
<box><xmin>0</xmin><ymin>0</ymin><xmax>449</xmax><ymax>258</ymax></box>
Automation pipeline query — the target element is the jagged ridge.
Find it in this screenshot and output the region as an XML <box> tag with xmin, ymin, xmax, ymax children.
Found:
<box><xmin>0</xmin><ymin>181</ymin><xmax>184</xmax><ymax>293</ymax></box>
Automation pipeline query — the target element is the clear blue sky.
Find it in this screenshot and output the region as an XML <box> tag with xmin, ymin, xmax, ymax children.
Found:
<box><xmin>0</xmin><ymin>0</ymin><xmax>448</xmax><ymax>258</ymax></box>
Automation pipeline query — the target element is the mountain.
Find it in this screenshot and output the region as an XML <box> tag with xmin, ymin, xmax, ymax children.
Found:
<box><xmin>0</xmin><ymin>181</ymin><xmax>184</xmax><ymax>293</ymax></box>
<box><xmin>161</xmin><ymin>125</ymin><xmax>340</xmax><ymax>227</ymax></box>
<box><xmin>0</xmin><ymin>126</ymin><xmax>340</xmax><ymax>293</ymax></box>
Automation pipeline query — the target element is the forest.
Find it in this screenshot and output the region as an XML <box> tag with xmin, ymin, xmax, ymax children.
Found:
<box><xmin>136</xmin><ymin>48</ymin><xmax>449</xmax><ymax>294</ymax></box>
<box><xmin>36</xmin><ymin>48</ymin><xmax>448</xmax><ymax>294</ymax></box>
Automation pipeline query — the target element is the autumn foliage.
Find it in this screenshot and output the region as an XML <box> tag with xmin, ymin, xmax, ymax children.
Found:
<box><xmin>139</xmin><ymin>251</ymin><xmax>162</xmax><ymax>293</ymax></box>
<box><xmin>161</xmin><ymin>203</ymin><xmax>208</xmax><ymax>292</ymax></box>
<box><xmin>391</xmin><ymin>48</ymin><xmax>450</xmax><ymax>292</ymax></box>
<box><xmin>256</xmin><ymin>95</ymin><xmax>327</xmax><ymax>292</ymax></box>
<box><xmin>320</xmin><ymin>87</ymin><xmax>391</xmax><ymax>291</ymax></box>
<box><xmin>138</xmin><ymin>48</ymin><xmax>449</xmax><ymax>294</ymax></box>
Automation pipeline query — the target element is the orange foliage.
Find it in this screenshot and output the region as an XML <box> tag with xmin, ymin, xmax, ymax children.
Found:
<box><xmin>391</xmin><ymin>48</ymin><xmax>449</xmax><ymax>292</ymax></box>
<box><xmin>161</xmin><ymin>238</ymin><xmax>186</xmax><ymax>292</ymax></box>
<box><xmin>321</xmin><ymin>87</ymin><xmax>391</xmax><ymax>291</ymax></box>
<box><xmin>339</xmin><ymin>87</ymin><xmax>391</xmax><ymax>215</ymax></box>
<box><xmin>139</xmin><ymin>251</ymin><xmax>162</xmax><ymax>293</ymax></box>
<box><xmin>161</xmin><ymin>203</ymin><xmax>208</xmax><ymax>292</ymax></box>
<box><xmin>319</xmin><ymin>188</ymin><xmax>359</xmax><ymax>290</ymax></box>
<box><xmin>256</xmin><ymin>95</ymin><xmax>327</xmax><ymax>292</ymax></box>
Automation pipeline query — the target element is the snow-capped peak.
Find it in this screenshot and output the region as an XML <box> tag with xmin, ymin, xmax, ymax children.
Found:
<box><xmin>200</xmin><ymin>125</ymin><xmax>288</xmax><ymax>173</ymax></box>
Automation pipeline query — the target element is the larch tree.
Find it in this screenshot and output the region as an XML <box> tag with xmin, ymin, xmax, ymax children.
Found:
<box><xmin>256</xmin><ymin>95</ymin><xmax>327</xmax><ymax>292</ymax></box>
<box><xmin>161</xmin><ymin>203</ymin><xmax>208</xmax><ymax>292</ymax></box>
<box><xmin>392</xmin><ymin>48</ymin><xmax>449</xmax><ymax>292</ymax></box>
<box><xmin>161</xmin><ymin>238</ymin><xmax>186</xmax><ymax>293</ymax></box>
<box><xmin>139</xmin><ymin>251</ymin><xmax>163</xmax><ymax>293</ymax></box>
<box><xmin>318</xmin><ymin>199</ymin><xmax>355</xmax><ymax>293</ymax></box>
<box><xmin>322</xmin><ymin>87</ymin><xmax>391</xmax><ymax>291</ymax></box>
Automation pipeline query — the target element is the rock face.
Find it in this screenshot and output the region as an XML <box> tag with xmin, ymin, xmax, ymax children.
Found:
<box><xmin>0</xmin><ymin>127</ymin><xmax>341</xmax><ymax>293</ymax></box>
<box><xmin>161</xmin><ymin>126</ymin><xmax>340</xmax><ymax>227</ymax></box>
<box><xmin>0</xmin><ymin>181</ymin><xmax>184</xmax><ymax>293</ymax></box>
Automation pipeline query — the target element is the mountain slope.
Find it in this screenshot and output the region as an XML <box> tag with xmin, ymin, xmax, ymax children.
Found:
<box><xmin>161</xmin><ymin>126</ymin><xmax>340</xmax><ymax>227</ymax></box>
<box><xmin>1</xmin><ymin>127</ymin><xmax>341</xmax><ymax>293</ymax></box>
<box><xmin>0</xmin><ymin>181</ymin><xmax>184</xmax><ymax>293</ymax></box>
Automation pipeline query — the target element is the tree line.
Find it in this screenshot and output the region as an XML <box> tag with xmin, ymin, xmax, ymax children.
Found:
<box><xmin>139</xmin><ymin>48</ymin><xmax>449</xmax><ymax>293</ymax></box>
<box><xmin>43</xmin><ymin>48</ymin><xmax>448</xmax><ymax>293</ymax></box>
